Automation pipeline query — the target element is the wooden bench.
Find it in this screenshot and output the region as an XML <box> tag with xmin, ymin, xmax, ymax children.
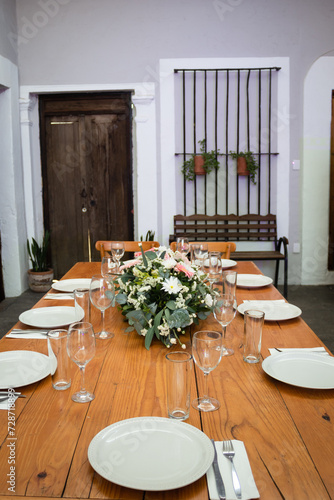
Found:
<box><xmin>169</xmin><ymin>214</ymin><xmax>289</xmax><ymax>298</ymax></box>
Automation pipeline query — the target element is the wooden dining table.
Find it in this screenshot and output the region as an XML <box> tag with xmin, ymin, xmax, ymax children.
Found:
<box><xmin>0</xmin><ymin>260</ymin><xmax>333</xmax><ymax>500</ymax></box>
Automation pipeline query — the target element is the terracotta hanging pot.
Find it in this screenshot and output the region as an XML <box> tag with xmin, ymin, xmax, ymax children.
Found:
<box><xmin>27</xmin><ymin>268</ymin><xmax>54</xmax><ymax>292</ymax></box>
<box><xmin>194</xmin><ymin>155</ymin><xmax>206</xmax><ymax>176</ymax></box>
<box><xmin>237</xmin><ymin>156</ymin><xmax>250</xmax><ymax>176</ymax></box>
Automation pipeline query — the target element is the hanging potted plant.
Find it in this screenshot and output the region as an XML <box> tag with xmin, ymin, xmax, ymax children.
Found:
<box><xmin>229</xmin><ymin>150</ymin><xmax>259</xmax><ymax>184</ymax></box>
<box><xmin>27</xmin><ymin>231</ymin><xmax>54</xmax><ymax>292</ymax></box>
<box><xmin>181</xmin><ymin>139</ymin><xmax>220</xmax><ymax>181</ymax></box>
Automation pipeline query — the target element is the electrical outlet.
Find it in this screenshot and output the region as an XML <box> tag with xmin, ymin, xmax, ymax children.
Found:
<box><xmin>293</xmin><ymin>243</ymin><xmax>300</xmax><ymax>253</ymax></box>
<box><xmin>292</xmin><ymin>160</ymin><xmax>300</xmax><ymax>170</ymax></box>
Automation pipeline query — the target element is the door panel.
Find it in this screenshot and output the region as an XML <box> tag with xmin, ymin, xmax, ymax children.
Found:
<box><xmin>40</xmin><ymin>93</ymin><xmax>133</xmax><ymax>279</ymax></box>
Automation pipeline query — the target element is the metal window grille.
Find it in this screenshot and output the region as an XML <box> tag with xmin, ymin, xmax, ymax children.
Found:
<box><xmin>174</xmin><ymin>67</ymin><xmax>281</xmax><ymax>216</ymax></box>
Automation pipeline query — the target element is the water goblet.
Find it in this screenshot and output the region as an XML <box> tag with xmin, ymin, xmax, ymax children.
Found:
<box><xmin>191</xmin><ymin>330</ymin><xmax>223</xmax><ymax>412</ymax></box>
<box><xmin>213</xmin><ymin>292</ymin><xmax>237</xmax><ymax>356</ymax></box>
<box><xmin>110</xmin><ymin>242</ymin><xmax>125</xmax><ymax>271</ymax></box>
<box><xmin>89</xmin><ymin>274</ymin><xmax>115</xmax><ymax>339</ymax></box>
<box><xmin>222</xmin><ymin>270</ymin><xmax>237</xmax><ymax>297</ymax></box>
<box><xmin>176</xmin><ymin>237</ymin><xmax>190</xmax><ymax>257</ymax></box>
<box><xmin>67</xmin><ymin>321</ymin><xmax>96</xmax><ymax>403</ymax></box>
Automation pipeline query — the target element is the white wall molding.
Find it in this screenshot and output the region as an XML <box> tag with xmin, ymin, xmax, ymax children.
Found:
<box><xmin>19</xmin><ymin>82</ymin><xmax>158</xmax><ymax>249</ymax></box>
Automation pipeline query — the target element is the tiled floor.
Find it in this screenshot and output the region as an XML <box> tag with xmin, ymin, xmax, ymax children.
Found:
<box><xmin>0</xmin><ymin>285</ymin><xmax>333</xmax><ymax>353</ymax></box>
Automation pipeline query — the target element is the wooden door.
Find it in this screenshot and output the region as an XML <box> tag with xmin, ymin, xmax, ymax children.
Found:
<box><xmin>39</xmin><ymin>93</ymin><xmax>133</xmax><ymax>279</ymax></box>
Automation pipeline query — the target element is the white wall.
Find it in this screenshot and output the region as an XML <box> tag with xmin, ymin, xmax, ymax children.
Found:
<box><xmin>0</xmin><ymin>55</ymin><xmax>27</xmax><ymax>296</ymax></box>
<box><xmin>302</xmin><ymin>56</ymin><xmax>334</xmax><ymax>285</ymax></box>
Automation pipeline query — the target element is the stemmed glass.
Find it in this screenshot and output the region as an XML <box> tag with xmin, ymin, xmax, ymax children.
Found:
<box><xmin>192</xmin><ymin>330</ymin><xmax>223</xmax><ymax>412</ymax></box>
<box><xmin>89</xmin><ymin>274</ymin><xmax>115</xmax><ymax>339</ymax></box>
<box><xmin>176</xmin><ymin>237</ymin><xmax>190</xmax><ymax>257</ymax></box>
<box><xmin>67</xmin><ymin>321</ymin><xmax>96</xmax><ymax>403</ymax></box>
<box><xmin>213</xmin><ymin>293</ymin><xmax>237</xmax><ymax>356</ymax></box>
<box><xmin>110</xmin><ymin>242</ymin><xmax>125</xmax><ymax>271</ymax></box>
<box><xmin>193</xmin><ymin>243</ymin><xmax>208</xmax><ymax>270</ymax></box>
<box><xmin>101</xmin><ymin>257</ymin><xmax>118</xmax><ymax>306</ymax></box>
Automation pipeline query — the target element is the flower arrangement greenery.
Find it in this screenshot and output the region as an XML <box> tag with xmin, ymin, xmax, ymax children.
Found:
<box><xmin>115</xmin><ymin>245</ymin><xmax>215</xmax><ymax>349</ymax></box>
<box><xmin>27</xmin><ymin>230</ymin><xmax>51</xmax><ymax>272</ymax></box>
<box><xmin>181</xmin><ymin>139</ymin><xmax>220</xmax><ymax>181</ymax></box>
<box><xmin>229</xmin><ymin>150</ymin><xmax>259</xmax><ymax>184</ymax></box>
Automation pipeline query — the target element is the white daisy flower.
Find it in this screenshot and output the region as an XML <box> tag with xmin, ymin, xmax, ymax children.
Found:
<box><xmin>162</xmin><ymin>276</ymin><xmax>182</xmax><ymax>294</ymax></box>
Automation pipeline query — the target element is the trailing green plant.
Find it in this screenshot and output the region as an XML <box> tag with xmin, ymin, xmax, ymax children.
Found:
<box><xmin>181</xmin><ymin>139</ymin><xmax>220</xmax><ymax>181</ymax></box>
<box><xmin>27</xmin><ymin>231</ymin><xmax>51</xmax><ymax>272</ymax></box>
<box><xmin>140</xmin><ymin>230</ymin><xmax>156</xmax><ymax>241</ymax></box>
<box><xmin>229</xmin><ymin>150</ymin><xmax>259</xmax><ymax>184</ymax></box>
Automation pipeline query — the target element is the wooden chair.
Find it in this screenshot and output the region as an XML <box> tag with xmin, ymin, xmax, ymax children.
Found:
<box><xmin>170</xmin><ymin>241</ymin><xmax>236</xmax><ymax>259</ymax></box>
<box><xmin>95</xmin><ymin>240</ymin><xmax>160</xmax><ymax>259</ymax></box>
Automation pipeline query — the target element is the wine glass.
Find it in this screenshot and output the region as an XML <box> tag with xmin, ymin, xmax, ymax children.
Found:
<box><xmin>191</xmin><ymin>330</ymin><xmax>223</xmax><ymax>412</ymax></box>
<box><xmin>89</xmin><ymin>274</ymin><xmax>115</xmax><ymax>339</ymax></box>
<box><xmin>67</xmin><ymin>321</ymin><xmax>96</xmax><ymax>403</ymax></box>
<box><xmin>101</xmin><ymin>257</ymin><xmax>118</xmax><ymax>306</ymax></box>
<box><xmin>176</xmin><ymin>237</ymin><xmax>190</xmax><ymax>256</ymax></box>
<box><xmin>193</xmin><ymin>243</ymin><xmax>208</xmax><ymax>270</ymax></box>
<box><xmin>213</xmin><ymin>292</ymin><xmax>237</xmax><ymax>356</ymax></box>
<box><xmin>222</xmin><ymin>270</ymin><xmax>237</xmax><ymax>296</ymax></box>
<box><xmin>110</xmin><ymin>242</ymin><xmax>125</xmax><ymax>271</ymax></box>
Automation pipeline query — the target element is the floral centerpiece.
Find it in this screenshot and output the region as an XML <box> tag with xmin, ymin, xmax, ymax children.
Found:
<box><xmin>115</xmin><ymin>246</ymin><xmax>215</xmax><ymax>349</ymax></box>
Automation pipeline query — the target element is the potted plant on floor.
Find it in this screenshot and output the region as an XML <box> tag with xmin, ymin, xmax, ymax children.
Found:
<box><xmin>27</xmin><ymin>230</ymin><xmax>54</xmax><ymax>292</ymax></box>
<box><xmin>229</xmin><ymin>150</ymin><xmax>259</xmax><ymax>184</ymax></box>
<box><xmin>181</xmin><ymin>139</ymin><xmax>220</xmax><ymax>181</ymax></box>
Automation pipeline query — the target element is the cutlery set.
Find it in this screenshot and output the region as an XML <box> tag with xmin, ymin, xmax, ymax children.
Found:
<box><xmin>0</xmin><ymin>391</ymin><xmax>26</xmax><ymax>402</ymax></box>
<box><xmin>211</xmin><ymin>439</ymin><xmax>241</xmax><ymax>499</ymax></box>
<box><xmin>10</xmin><ymin>329</ymin><xmax>48</xmax><ymax>335</ymax></box>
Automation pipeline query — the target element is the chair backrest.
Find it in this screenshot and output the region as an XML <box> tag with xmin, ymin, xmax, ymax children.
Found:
<box><xmin>95</xmin><ymin>240</ymin><xmax>160</xmax><ymax>259</ymax></box>
<box><xmin>170</xmin><ymin>241</ymin><xmax>236</xmax><ymax>259</ymax></box>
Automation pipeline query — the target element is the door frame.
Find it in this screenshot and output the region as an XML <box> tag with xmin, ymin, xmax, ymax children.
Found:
<box><xmin>19</xmin><ymin>82</ymin><xmax>157</xmax><ymax>248</ymax></box>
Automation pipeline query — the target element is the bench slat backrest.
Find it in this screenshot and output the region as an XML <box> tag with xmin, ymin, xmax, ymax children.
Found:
<box><xmin>170</xmin><ymin>214</ymin><xmax>278</xmax><ymax>243</ymax></box>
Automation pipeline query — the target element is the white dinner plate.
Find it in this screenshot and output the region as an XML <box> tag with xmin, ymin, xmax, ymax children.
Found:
<box><xmin>262</xmin><ymin>352</ymin><xmax>334</xmax><ymax>389</ymax></box>
<box><xmin>88</xmin><ymin>417</ymin><xmax>214</xmax><ymax>491</ymax></box>
<box><xmin>52</xmin><ymin>278</ymin><xmax>91</xmax><ymax>293</ymax></box>
<box><xmin>237</xmin><ymin>302</ymin><xmax>302</xmax><ymax>321</ymax></box>
<box><xmin>237</xmin><ymin>274</ymin><xmax>273</xmax><ymax>288</ymax></box>
<box><xmin>19</xmin><ymin>306</ymin><xmax>84</xmax><ymax>328</ymax></box>
<box><xmin>0</xmin><ymin>350</ymin><xmax>51</xmax><ymax>389</ymax></box>
<box><xmin>221</xmin><ymin>259</ymin><xmax>237</xmax><ymax>269</ymax></box>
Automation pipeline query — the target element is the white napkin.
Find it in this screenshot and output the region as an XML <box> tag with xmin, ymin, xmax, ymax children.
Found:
<box><xmin>207</xmin><ymin>440</ymin><xmax>259</xmax><ymax>500</ymax></box>
<box><xmin>45</xmin><ymin>293</ymin><xmax>73</xmax><ymax>300</ymax></box>
<box><xmin>0</xmin><ymin>394</ymin><xmax>19</xmax><ymax>410</ymax></box>
<box><xmin>269</xmin><ymin>347</ymin><xmax>329</xmax><ymax>356</ymax></box>
<box><xmin>7</xmin><ymin>332</ymin><xmax>47</xmax><ymax>339</ymax></box>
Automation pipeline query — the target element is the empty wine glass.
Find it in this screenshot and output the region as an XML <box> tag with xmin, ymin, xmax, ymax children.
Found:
<box><xmin>176</xmin><ymin>237</ymin><xmax>190</xmax><ymax>256</ymax></box>
<box><xmin>110</xmin><ymin>242</ymin><xmax>125</xmax><ymax>271</ymax></box>
<box><xmin>101</xmin><ymin>257</ymin><xmax>118</xmax><ymax>306</ymax></box>
<box><xmin>89</xmin><ymin>274</ymin><xmax>115</xmax><ymax>339</ymax></box>
<box><xmin>192</xmin><ymin>330</ymin><xmax>223</xmax><ymax>412</ymax></box>
<box><xmin>213</xmin><ymin>292</ymin><xmax>237</xmax><ymax>356</ymax></box>
<box><xmin>193</xmin><ymin>243</ymin><xmax>208</xmax><ymax>269</ymax></box>
<box><xmin>222</xmin><ymin>270</ymin><xmax>237</xmax><ymax>296</ymax></box>
<box><xmin>67</xmin><ymin>321</ymin><xmax>96</xmax><ymax>403</ymax></box>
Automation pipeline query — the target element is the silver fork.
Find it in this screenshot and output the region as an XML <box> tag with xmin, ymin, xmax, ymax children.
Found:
<box><xmin>222</xmin><ymin>440</ymin><xmax>242</xmax><ymax>499</ymax></box>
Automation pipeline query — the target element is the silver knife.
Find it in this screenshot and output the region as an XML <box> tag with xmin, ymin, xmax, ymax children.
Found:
<box><xmin>211</xmin><ymin>439</ymin><xmax>226</xmax><ymax>500</ymax></box>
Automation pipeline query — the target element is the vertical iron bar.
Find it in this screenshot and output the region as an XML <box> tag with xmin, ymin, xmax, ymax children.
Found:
<box><xmin>268</xmin><ymin>69</ymin><xmax>272</xmax><ymax>214</ymax></box>
<box><xmin>215</xmin><ymin>70</ymin><xmax>218</xmax><ymax>214</ymax></box>
<box><xmin>182</xmin><ymin>70</ymin><xmax>187</xmax><ymax>215</ymax></box>
<box><xmin>246</xmin><ymin>69</ymin><xmax>251</xmax><ymax>214</ymax></box>
<box><xmin>236</xmin><ymin>69</ymin><xmax>240</xmax><ymax>217</ymax></box>
<box><xmin>193</xmin><ymin>70</ymin><xmax>197</xmax><ymax>214</ymax></box>
<box><xmin>258</xmin><ymin>69</ymin><xmax>262</xmax><ymax>214</ymax></box>
<box><xmin>226</xmin><ymin>70</ymin><xmax>229</xmax><ymax>214</ymax></box>
<box><xmin>204</xmin><ymin>70</ymin><xmax>207</xmax><ymax>214</ymax></box>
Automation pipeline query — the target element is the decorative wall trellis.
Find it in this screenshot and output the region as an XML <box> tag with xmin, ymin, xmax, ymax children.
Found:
<box><xmin>174</xmin><ymin>67</ymin><xmax>280</xmax><ymax>216</ymax></box>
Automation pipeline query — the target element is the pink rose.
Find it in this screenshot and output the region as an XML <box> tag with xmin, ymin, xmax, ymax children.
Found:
<box><xmin>119</xmin><ymin>259</ymin><xmax>141</xmax><ymax>271</ymax></box>
<box><xmin>175</xmin><ymin>262</ymin><xmax>194</xmax><ymax>278</ymax></box>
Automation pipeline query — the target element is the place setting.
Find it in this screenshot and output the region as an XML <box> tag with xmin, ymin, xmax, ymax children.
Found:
<box><xmin>237</xmin><ymin>299</ymin><xmax>302</xmax><ymax>321</ymax></box>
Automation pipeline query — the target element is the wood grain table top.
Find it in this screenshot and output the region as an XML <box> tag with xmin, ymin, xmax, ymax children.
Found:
<box><xmin>0</xmin><ymin>261</ymin><xmax>333</xmax><ymax>499</ymax></box>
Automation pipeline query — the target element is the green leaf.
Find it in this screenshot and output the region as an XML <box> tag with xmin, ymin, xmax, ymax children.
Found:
<box><xmin>116</xmin><ymin>293</ymin><xmax>128</xmax><ymax>305</ymax></box>
<box><xmin>125</xmin><ymin>326</ymin><xmax>135</xmax><ymax>332</ymax></box>
<box><xmin>145</xmin><ymin>327</ymin><xmax>155</xmax><ymax>350</ymax></box>
<box><xmin>167</xmin><ymin>309</ymin><xmax>191</xmax><ymax>329</ymax></box>
<box><xmin>166</xmin><ymin>300</ymin><xmax>176</xmax><ymax>310</ymax></box>
<box><xmin>154</xmin><ymin>309</ymin><xmax>164</xmax><ymax>331</ymax></box>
